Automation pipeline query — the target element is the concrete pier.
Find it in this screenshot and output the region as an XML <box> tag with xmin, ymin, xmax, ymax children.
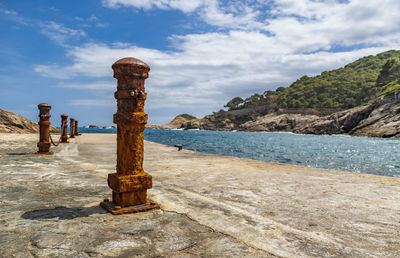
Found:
<box><xmin>1</xmin><ymin>133</ymin><xmax>399</xmax><ymax>257</ymax></box>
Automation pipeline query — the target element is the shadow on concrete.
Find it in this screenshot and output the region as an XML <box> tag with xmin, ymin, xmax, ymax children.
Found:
<box><xmin>7</xmin><ymin>153</ymin><xmax>31</xmax><ymax>156</ymax></box>
<box><xmin>21</xmin><ymin>206</ymin><xmax>108</xmax><ymax>220</ymax></box>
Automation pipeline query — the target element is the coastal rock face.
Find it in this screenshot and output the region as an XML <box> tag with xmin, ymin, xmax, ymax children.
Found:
<box><xmin>184</xmin><ymin>116</ymin><xmax>235</xmax><ymax>131</ymax></box>
<box><xmin>180</xmin><ymin>99</ymin><xmax>400</xmax><ymax>137</ymax></box>
<box><xmin>240</xmin><ymin>114</ymin><xmax>319</xmax><ymax>132</ymax></box>
<box><xmin>183</xmin><ymin>108</ymin><xmax>254</xmax><ymax>131</ymax></box>
<box><xmin>350</xmin><ymin>100</ymin><xmax>400</xmax><ymax>137</ymax></box>
<box><xmin>163</xmin><ymin>114</ymin><xmax>192</xmax><ymax>129</ymax></box>
<box><xmin>147</xmin><ymin>114</ymin><xmax>197</xmax><ymax>129</ymax></box>
<box><xmin>0</xmin><ymin>109</ymin><xmax>59</xmax><ymax>133</ymax></box>
<box><xmin>293</xmin><ymin>104</ymin><xmax>376</xmax><ymax>135</ymax></box>
<box><xmin>295</xmin><ymin>99</ymin><xmax>400</xmax><ymax>137</ymax></box>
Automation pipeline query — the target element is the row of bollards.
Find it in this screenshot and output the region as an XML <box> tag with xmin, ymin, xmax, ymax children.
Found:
<box><xmin>61</xmin><ymin>114</ymin><xmax>68</xmax><ymax>143</ymax></box>
<box><xmin>35</xmin><ymin>57</ymin><xmax>159</xmax><ymax>215</ymax></box>
<box><xmin>36</xmin><ymin>104</ymin><xmax>80</xmax><ymax>155</ymax></box>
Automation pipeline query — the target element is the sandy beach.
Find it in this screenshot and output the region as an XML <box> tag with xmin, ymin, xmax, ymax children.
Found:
<box><xmin>1</xmin><ymin>133</ymin><xmax>399</xmax><ymax>257</ymax></box>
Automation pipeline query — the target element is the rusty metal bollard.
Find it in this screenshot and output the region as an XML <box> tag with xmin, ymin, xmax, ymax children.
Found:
<box><xmin>101</xmin><ymin>57</ymin><xmax>159</xmax><ymax>215</ymax></box>
<box><xmin>70</xmin><ymin>118</ymin><xmax>75</xmax><ymax>138</ymax></box>
<box><xmin>74</xmin><ymin>120</ymin><xmax>79</xmax><ymax>136</ymax></box>
<box><xmin>36</xmin><ymin>103</ymin><xmax>53</xmax><ymax>155</ymax></box>
<box><xmin>61</xmin><ymin>114</ymin><xmax>68</xmax><ymax>143</ymax></box>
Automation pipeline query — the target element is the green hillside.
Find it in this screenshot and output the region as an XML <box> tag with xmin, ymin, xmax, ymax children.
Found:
<box><xmin>224</xmin><ymin>50</ymin><xmax>400</xmax><ymax>112</ymax></box>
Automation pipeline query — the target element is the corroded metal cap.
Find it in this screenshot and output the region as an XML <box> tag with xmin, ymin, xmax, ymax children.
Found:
<box><xmin>38</xmin><ymin>103</ymin><xmax>51</xmax><ymax>109</ymax></box>
<box><xmin>112</xmin><ymin>57</ymin><xmax>150</xmax><ymax>79</ymax></box>
<box><xmin>112</xmin><ymin>57</ymin><xmax>149</xmax><ymax>69</ymax></box>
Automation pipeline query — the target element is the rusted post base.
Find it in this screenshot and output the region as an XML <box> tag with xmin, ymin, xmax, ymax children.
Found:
<box><xmin>107</xmin><ymin>172</ymin><xmax>152</xmax><ymax>206</ymax></box>
<box><xmin>101</xmin><ymin>172</ymin><xmax>159</xmax><ymax>215</ymax></box>
<box><xmin>35</xmin><ymin>150</ymin><xmax>54</xmax><ymax>155</ymax></box>
<box><xmin>100</xmin><ymin>199</ymin><xmax>159</xmax><ymax>215</ymax></box>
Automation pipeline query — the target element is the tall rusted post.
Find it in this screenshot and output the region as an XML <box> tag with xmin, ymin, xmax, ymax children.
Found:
<box><xmin>36</xmin><ymin>103</ymin><xmax>53</xmax><ymax>155</ymax></box>
<box><xmin>61</xmin><ymin>114</ymin><xmax>68</xmax><ymax>143</ymax></box>
<box><xmin>74</xmin><ymin>120</ymin><xmax>79</xmax><ymax>136</ymax></box>
<box><xmin>70</xmin><ymin>118</ymin><xmax>75</xmax><ymax>138</ymax></box>
<box><xmin>101</xmin><ymin>57</ymin><xmax>159</xmax><ymax>214</ymax></box>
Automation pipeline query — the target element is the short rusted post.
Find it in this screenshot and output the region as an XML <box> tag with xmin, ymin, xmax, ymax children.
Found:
<box><xmin>74</xmin><ymin>120</ymin><xmax>79</xmax><ymax>136</ymax></box>
<box><xmin>61</xmin><ymin>114</ymin><xmax>68</xmax><ymax>143</ymax></box>
<box><xmin>36</xmin><ymin>103</ymin><xmax>53</xmax><ymax>155</ymax></box>
<box><xmin>101</xmin><ymin>57</ymin><xmax>159</xmax><ymax>214</ymax></box>
<box><xmin>70</xmin><ymin>118</ymin><xmax>75</xmax><ymax>138</ymax></box>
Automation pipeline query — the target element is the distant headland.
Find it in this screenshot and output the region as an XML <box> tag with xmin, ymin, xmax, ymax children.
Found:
<box><xmin>156</xmin><ymin>50</ymin><xmax>400</xmax><ymax>138</ymax></box>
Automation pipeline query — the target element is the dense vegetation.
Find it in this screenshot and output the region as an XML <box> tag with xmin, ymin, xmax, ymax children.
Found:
<box><xmin>224</xmin><ymin>50</ymin><xmax>400</xmax><ymax>112</ymax></box>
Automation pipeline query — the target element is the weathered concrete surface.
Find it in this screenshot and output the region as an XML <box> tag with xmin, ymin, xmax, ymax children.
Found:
<box><xmin>1</xmin><ymin>133</ymin><xmax>400</xmax><ymax>257</ymax></box>
<box><xmin>0</xmin><ymin>134</ymin><xmax>269</xmax><ymax>257</ymax></box>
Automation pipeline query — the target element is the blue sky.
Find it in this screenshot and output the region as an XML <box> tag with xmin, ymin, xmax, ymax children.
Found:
<box><xmin>1</xmin><ymin>0</ymin><xmax>400</xmax><ymax>126</ymax></box>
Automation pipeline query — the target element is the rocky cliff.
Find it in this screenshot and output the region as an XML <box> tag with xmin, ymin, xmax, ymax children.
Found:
<box><xmin>0</xmin><ymin>109</ymin><xmax>59</xmax><ymax>134</ymax></box>
<box><xmin>292</xmin><ymin>99</ymin><xmax>400</xmax><ymax>137</ymax></box>
<box><xmin>181</xmin><ymin>98</ymin><xmax>400</xmax><ymax>138</ymax></box>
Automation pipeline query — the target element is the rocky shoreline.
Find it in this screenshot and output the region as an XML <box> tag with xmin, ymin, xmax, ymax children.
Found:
<box><xmin>177</xmin><ymin>98</ymin><xmax>400</xmax><ymax>138</ymax></box>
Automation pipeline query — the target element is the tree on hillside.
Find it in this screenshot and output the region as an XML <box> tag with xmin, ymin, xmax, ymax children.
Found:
<box><xmin>388</xmin><ymin>60</ymin><xmax>400</xmax><ymax>81</ymax></box>
<box><xmin>376</xmin><ymin>58</ymin><xmax>400</xmax><ymax>87</ymax></box>
<box><xmin>243</xmin><ymin>93</ymin><xmax>262</xmax><ymax>108</ymax></box>
<box><xmin>276</xmin><ymin>87</ymin><xmax>285</xmax><ymax>93</ymax></box>
<box><xmin>224</xmin><ymin>97</ymin><xmax>244</xmax><ymax>110</ymax></box>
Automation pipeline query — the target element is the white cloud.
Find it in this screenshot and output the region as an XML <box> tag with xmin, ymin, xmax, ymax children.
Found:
<box><xmin>33</xmin><ymin>41</ymin><xmax>394</xmax><ymax>122</ymax></box>
<box><xmin>0</xmin><ymin>8</ymin><xmax>30</xmax><ymax>26</ymax></box>
<box><xmin>39</xmin><ymin>21</ymin><xmax>86</xmax><ymax>46</ymax></box>
<box><xmin>57</xmin><ymin>81</ymin><xmax>114</xmax><ymax>91</ymax></box>
<box><xmin>1</xmin><ymin>8</ymin><xmax>18</xmax><ymax>16</ymax></box>
<box><xmin>267</xmin><ymin>0</ymin><xmax>400</xmax><ymax>52</ymax></box>
<box><xmin>70</xmin><ymin>98</ymin><xmax>114</xmax><ymax>107</ymax></box>
<box><xmin>74</xmin><ymin>14</ymin><xmax>108</xmax><ymax>28</ymax></box>
<box><xmin>102</xmin><ymin>0</ymin><xmax>206</xmax><ymax>13</ymax></box>
<box><xmin>1</xmin><ymin>10</ymin><xmax>88</xmax><ymax>46</ymax></box>
<box><xmin>199</xmin><ymin>0</ymin><xmax>268</xmax><ymax>30</ymax></box>
<box><xmin>101</xmin><ymin>0</ymin><xmax>269</xmax><ymax>30</ymax></box>
<box><xmin>96</xmin><ymin>23</ymin><xmax>109</xmax><ymax>28</ymax></box>
<box><xmin>34</xmin><ymin>0</ymin><xmax>400</xmax><ymax>123</ymax></box>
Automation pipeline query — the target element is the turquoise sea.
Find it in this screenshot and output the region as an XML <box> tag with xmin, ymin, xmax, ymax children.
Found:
<box><xmin>78</xmin><ymin>127</ymin><xmax>400</xmax><ymax>177</ymax></box>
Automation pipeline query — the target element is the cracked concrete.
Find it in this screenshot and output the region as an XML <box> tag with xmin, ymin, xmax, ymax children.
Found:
<box><xmin>1</xmin><ymin>133</ymin><xmax>400</xmax><ymax>257</ymax></box>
